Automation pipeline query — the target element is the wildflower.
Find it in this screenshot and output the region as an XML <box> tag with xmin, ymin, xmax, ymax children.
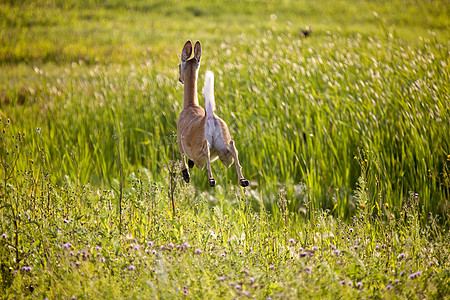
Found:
<box><xmin>152</xmin><ymin>250</ymin><xmax>157</xmax><ymax>255</ymax></box>
<box><xmin>194</xmin><ymin>248</ymin><xmax>202</xmax><ymax>255</ymax></box>
<box><xmin>289</xmin><ymin>238</ymin><xmax>295</xmax><ymax>244</ymax></box>
<box><xmin>394</xmin><ymin>279</ymin><xmax>399</xmax><ymax>284</ymax></box>
<box><xmin>100</xmin><ymin>257</ymin><xmax>106</xmax><ymax>263</ymax></box>
<box><xmin>69</xmin><ymin>251</ymin><xmax>74</xmax><ymax>256</ymax></box>
<box><xmin>249</xmin><ymin>277</ymin><xmax>255</xmax><ymax>283</ymax></box>
<box><xmin>75</xmin><ymin>261</ymin><xmax>80</xmax><ymax>267</ymax></box>
<box><xmin>71</xmin><ymin>296</ymin><xmax>76</xmax><ymax>300</ymax></box>
<box><xmin>134</xmin><ymin>244</ymin><xmax>140</xmax><ymax>250</ymax></box>
<box><xmin>128</xmin><ymin>265</ymin><xmax>136</xmax><ymax>271</ymax></box>
<box><xmin>1</xmin><ymin>233</ymin><xmax>7</xmax><ymax>239</ymax></box>
<box><xmin>218</xmin><ymin>276</ymin><xmax>226</xmax><ymax>282</ymax></box>
<box><xmin>63</xmin><ymin>242</ymin><xmax>72</xmax><ymax>249</ymax></box>
<box><xmin>354</xmin><ymin>245</ymin><xmax>359</xmax><ymax>250</ymax></box>
<box><xmin>349</xmin><ymin>228</ymin><xmax>354</xmax><ymax>233</ymax></box>
<box><xmin>95</xmin><ymin>246</ymin><xmax>101</xmax><ymax>251</ymax></box>
<box><xmin>22</xmin><ymin>266</ymin><xmax>32</xmax><ymax>272</ymax></box>
<box><xmin>221</xmin><ymin>253</ymin><xmax>226</xmax><ymax>257</ymax></box>
<box><xmin>387</xmin><ymin>284</ymin><xmax>392</xmax><ymax>290</ymax></box>
<box><xmin>312</xmin><ymin>246</ymin><xmax>318</xmax><ymax>251</ymax></box>
<box><xmin>160</xmin><ymin>245</ymin><xmax>166</xmax><ymax>251</ymax></box>
<box><xmin>409</xmin><ymin>271</ymin><xmax>422</xmax><ymax>279</ymax></box>
<box><xmin>183</xmin><ymin>286</ymin><xmax>189</xmax><ymax>294</ymax></box>
<box><xmin>238</xmin><ymin>250</ymin><xmax>243</xmax><ymax>255</ymax></box>
<box><xmin>168</xmin><ymin>243</ymin><xmax>174</xmax><ymax>248</ymax></box>
<box><xmin>375</xmin><ymin>245</ymin><xmax>380</xmax><ymax>250</ymax></box>
<box><xmin>63</xmin><ymin>219</ymin><xmax>69</xmax><ymax>224</ymax></box>
<box><xmin>333</xmin><ymin>249</ymin><xmax>341</xmax><ymax>256</ymax></box>
<box><xmin>183</xmin><ymin>242</ymin><xmax>190</xmax><ymax>248</ymax></box>
<box><xmin>340</xmin><ymin>280</ymin><xmax>345</xmax><ymax>285</ymax></box>
<box><xmin>356</xmin><ymin>282</ymin><xmax>363</xmax><ymax>288</ymax></box>
<box><xmin>399</xmin><ymin>271</ymin><xmax>405</xmax><ymax>277</ymax></box>
<box><xmin>348</xmin><ymin>281</ymin><xmax>353</xmax><ymax>287</ymax></box>
<box><xmin>397</xmin><ymin>253</ymin><xmax>406</xmax><ymax>259</ymax></box>
<box><xmin>147</xmin><ymin>241</ymin><xmax>154</xmax><ymax>247</ymax></box>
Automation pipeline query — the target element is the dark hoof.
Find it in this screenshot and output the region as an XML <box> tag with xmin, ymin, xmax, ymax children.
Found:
<box><xmin>182</xmin><ymin>169</ymin><xmax>190</xmax><ymax>183</ymax></box>
<box><xmin>188</xmin><ymin>159</ymin><xmax>195</xmax><ymax>169</ymax></box>
<box><xmin>209</xmin><ymin>179</ymin><xmax>216</xmax><ymax>187</ymax></box>
<box><xmin>239</xmin><ymin>178</ymin><xmax>250</xmax><ymax>187</ymax></box>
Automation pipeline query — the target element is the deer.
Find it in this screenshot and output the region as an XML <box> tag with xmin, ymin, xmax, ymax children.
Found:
<box><xmin>177</xmin><ymin>40</ymin><xmax>250</xmax><ymax>188</ymax></box>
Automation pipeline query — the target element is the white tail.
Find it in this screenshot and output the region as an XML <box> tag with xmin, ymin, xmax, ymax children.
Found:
<box><xmin>203</xmin><ymin>71</ymin><xmax>215</xmax><ymax>116</ymax></box>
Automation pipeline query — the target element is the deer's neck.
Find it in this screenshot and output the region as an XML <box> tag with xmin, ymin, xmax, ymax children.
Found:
<box><xmin>183</xmin><ymin>75</ymin><xmax>199</xmax><ymax>108</ymax></box>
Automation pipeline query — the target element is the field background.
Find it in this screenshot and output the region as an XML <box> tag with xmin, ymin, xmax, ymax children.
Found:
<box><xmin>1</xmin><ymin>0</ymin><xmax>449</xmax><ymax>298</ymax></box>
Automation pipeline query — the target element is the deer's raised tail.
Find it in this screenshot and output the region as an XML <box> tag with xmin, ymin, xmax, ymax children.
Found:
<box><xmin>203</xmin><ymin>71</ymin><xmax>216</xmax><ymax>117</ymax></box>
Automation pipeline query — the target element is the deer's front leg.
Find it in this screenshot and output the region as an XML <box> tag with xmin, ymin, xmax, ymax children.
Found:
<box><xmin>179</xmin><ymin>142</ymin><xmax>190</xmax><ymax>183</ymax></box>
<box><xmin>203</xmin><ymin>140</ymin><xmax>216</xmax><ymax>187</ymax></box>
<box><xmin>181</xmin><ymin>155</ymin><xmax>190</xmax><ymax>183</ymax></box>
<box><xmin>229</xmin><ymin>140</ymin><xmax>249</xmax><ymax>187</ymax></box>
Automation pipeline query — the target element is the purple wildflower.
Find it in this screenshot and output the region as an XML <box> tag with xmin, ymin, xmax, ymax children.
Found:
<box><xmin>2</xmin><ymin>233</ymin><xmax>7</xmax><ymax>239</ymax></box>
<box><xmin>312</xmin><ymin>246</ymin><xmax>318</xmax><ymax>251</ymax></box>
<box><xmin>238</xmin><ymin>250</ymin><xmax>243</xmax><ymax>255</ymax></box>
<box><xmin>152</xmin><ymin>250</ymin><xmax>157</xmax><ymax>255</ymax></box>
<box><xmin>409</xmin><ymin>271</ymin><xmax>422</xmax><ymax>279</ymax></box>
<box><xmin>183</xmin><ymin>285</ymin><xmax>189</xmax><ymax>294</ymax></box>
<box><xmin>63</xmin><ymin>242</ymin><xmax>72</xmax><ymax>249</ymax></box>
<box><xmin>289</xmin><ymin>238</ymin><xmax>295</xmax><ymax>244</ymax></box>
<box><xmin>394</xmin><ymin>279</ymin><xmax>400</xmax><ymax>284</ymax></box>
<box><xmin>397</xmin><ymin>253</ymin><xmax>406</xmax><ymax>259</ymax></box>
<box><xmin>333</xmin><ymin>249</ymin><xmax>341</xmax><ymax>256</ymax></box>
<box><xmin>356</xmin><ymin>282</ymin><xmax>362</xmax><ymax>288</ymax></box>
<box><xmin>387</xmin><ymin>285</ymin><xmax>392</xmax><ymax>290</ymax></box>
<box><xmin>349</xmin><ymin>228</ymin><xmax>354</xmax><ymax>233</ymax></box>
<box><xmin>168</xmin><ymin>243</ymin><xmax>174</xmax><ymax>248</ymax></box>
<box><xmin>95</xmin><ymin>246</ymin><xmax>101</xmax><ymax>251</ymax></box>
<box><xmin>21</xmin><ymin>266</ymin><xmax>32</xmax><ymax>272</ymax></box>
<box><xmin>348</xmin><ymin>281</ymin><xmax>353</xmax><ymax>287</ymax></box>
<box><xmin>218</xmin><ymin>276</ymin><xmax>226</xmax><ymax>282</ymax></box>
<box><xmin>147</xmin><ymin>241</ymin><xmax>154</xmax><ymax>247</ymax></box>
<box><xmin>340</xmin><ymin>280</ymin><xmax>345</xmax><ymax>285</ymax></box>
<box><xmin>194</xmin><ymin>248</ymin><xmax>202</xmax><ymax>255</ymax></box>
<box><xmin>128</xmin><ymin>265</ymin><xmax>136</xmax><ymax>271</ymax></box>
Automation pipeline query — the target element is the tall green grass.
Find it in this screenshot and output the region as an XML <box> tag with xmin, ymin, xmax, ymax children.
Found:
<box><xmin>0</xmin><ymin>0</ymin><xmax>449</xmax><ymax>219</ymax></box>
<box><xmin>1</xmin><ymin>1</ymin><xmax>449</xmax><ymax>297</ymax></box>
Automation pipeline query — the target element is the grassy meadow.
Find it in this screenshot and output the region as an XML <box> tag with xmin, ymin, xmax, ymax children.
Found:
<box><xmin>1</xmin><ymin>0</ymin><xmax>449</xmax><ymax>298</ymax></box>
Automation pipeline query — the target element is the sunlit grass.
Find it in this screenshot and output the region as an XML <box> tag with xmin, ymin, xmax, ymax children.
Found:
<box><xmin>0</xmin><ymin>0</ymin><xmax>449</xmax><ymax>298</ymax></box>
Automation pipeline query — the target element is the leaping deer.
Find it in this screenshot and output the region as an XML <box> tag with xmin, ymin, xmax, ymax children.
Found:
<box><xmin>177</xmin><ymin>40</ymin><xmax>249</xmax><ymax>188</ymax></box>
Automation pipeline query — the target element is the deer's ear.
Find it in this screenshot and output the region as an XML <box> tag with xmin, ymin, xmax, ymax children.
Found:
<box><xmin>194</xmin><ymin>41</ymin><xmax>202</xmax><ymax>62</ymax></box>
<box><xmin>181</xmin><ymin>40</ymin><xmax>193</xmax><ymax>62</ymax></box>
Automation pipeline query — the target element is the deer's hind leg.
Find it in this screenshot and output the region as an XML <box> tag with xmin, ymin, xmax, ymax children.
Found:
<box><xmin>202</xmin><ymin>140</ymin><xmax>216</xmax><ymax>187</ymax></box>
<box><xmin>229</xmin><ymin>140</ymin><xmax>249</xmax><ymax>187</ymax></box>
